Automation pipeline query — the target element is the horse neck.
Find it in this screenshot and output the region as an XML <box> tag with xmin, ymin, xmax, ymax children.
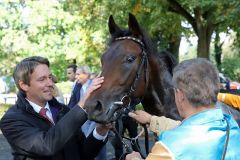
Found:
<box><xmin>142</xmin><ymin>54</ymin><xmax>181</xmax><ymax>120</ymax></box>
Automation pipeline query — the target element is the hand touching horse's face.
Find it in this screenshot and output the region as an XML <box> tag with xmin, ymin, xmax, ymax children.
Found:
<box><xmin>86</xmin><ymin>40</ymin><xmax>147</xmax><ymax>123</ymax></box>
<box><xmin>85</xmin><ymin>14</ymin><xmax>147</xmax><ymax>123</ymax></box>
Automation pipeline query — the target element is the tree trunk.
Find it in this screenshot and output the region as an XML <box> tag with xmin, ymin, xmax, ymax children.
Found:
<box><xmin>167</xmin><ymin>35</ymin><xmax>181</xmax><ymax>62</ymax></box>
<box><xmin>214</xmin><ymin>30</ymin><xmax>223</xmax><ymax>69</ymax></box>
<box><xmin>197</xmin><ymin>26</ymin><xmax>213</xmax><ymax>59</ymax></box>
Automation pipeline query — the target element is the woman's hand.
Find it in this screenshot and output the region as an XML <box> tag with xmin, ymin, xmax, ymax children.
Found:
<box><xmin>78</xmin><ymin>76</ymin><xmax>104</xmax><ymax>108</ymax></box>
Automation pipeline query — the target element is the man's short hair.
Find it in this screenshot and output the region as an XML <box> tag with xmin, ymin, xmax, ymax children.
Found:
<box><xmin>13</xmin><ymin>56</ymin><xmax>49</xmax><ymax>92</ymax></box>
<box><xmin>77</xmin><ymin>65</ymin><xmax>91</xmax><ymax>75</ymax></box>
<box><xmin>67</xmin><ymin>64</ymin><xmax>77</xmax><ymax>73</ymax></box>
<box><xmin>172</xmin><ymin>58</ymin><xmax>219</xmax><ymax>107</ymax></box>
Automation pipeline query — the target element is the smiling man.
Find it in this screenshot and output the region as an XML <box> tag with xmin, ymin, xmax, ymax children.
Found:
<box><xmin>0</xmin><ymin>56</ymin><xmax>110</xmax><ymax>160</ymax></box>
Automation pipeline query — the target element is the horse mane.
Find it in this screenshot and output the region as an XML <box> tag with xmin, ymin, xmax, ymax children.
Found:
<box><xmin>109</xmin><ymin>28</ymin><xmax>177</xmax><ymax>75</ymax></box>
<box><xmin>158</xmin><ymin>51</ymin><xmax>178</xmax><ymax>75</ymax></box>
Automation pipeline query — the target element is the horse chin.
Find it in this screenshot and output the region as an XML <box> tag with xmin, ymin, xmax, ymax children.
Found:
<box><xmin>88</xmin><ymin>104</ymin><xmax>121</xmax><ymax>124</ymax></box>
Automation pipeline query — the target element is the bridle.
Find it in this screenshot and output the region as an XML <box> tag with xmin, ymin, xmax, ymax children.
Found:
<box><xmin>113</xmin><ymin>36</ymin><xmax>148</xmax><ymax>115</ymax></box>
<box><xmin>110</xmin><ymin>36</ymin><xmax>150</xmax><ymax>159</ymax></box>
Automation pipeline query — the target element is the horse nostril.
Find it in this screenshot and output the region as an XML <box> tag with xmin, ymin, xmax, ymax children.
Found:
<box><xmin>95</xmin><ymin>101</ymin><xmax>103</xmax><ymax>111</ymax></box>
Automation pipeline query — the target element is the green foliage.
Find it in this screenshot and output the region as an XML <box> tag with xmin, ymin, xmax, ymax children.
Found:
<box><xmin>0</xmin><ymin>0</ymin><xmax>185</xmax><ymax>79</ymax></box>
<box><xmin>0</xmin><ymin>0</ymin><xmax>240</xmax><ymax>83</ymax></box>
<box><xmin>221</xmin><ymin>57</ymin><xmax>240</xmax><ymax>82</ymax></box>
<box><xmin>0</xmin><ymin>0</ymin><xmax>104</xmax><ymax>80</ymax></box>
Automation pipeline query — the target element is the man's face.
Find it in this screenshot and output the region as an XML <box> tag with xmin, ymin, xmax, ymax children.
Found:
<box><xmin>75</xmin><ymin>69</ymin><xmax>89</xmax><ymax>84</ymax></box>
<box><xmin>67</xmin><ymin>68</ymin><xmax>76</xmax><ymax>82</ymax></box>
<box><xmin>22</xmin><ymin>64</ymin><xmax>54</xmax><ymax>107</ymax></box>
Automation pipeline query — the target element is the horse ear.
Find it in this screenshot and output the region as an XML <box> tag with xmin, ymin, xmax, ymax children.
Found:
<box><xmin>128</xmin><ymin>13</ymin><xmax>142</xmax><ymax>37</ymax></box>
<box><xmin>108</xmin><ymin>15</ymin><xmax>121</xmax><ymax>36</ymax></box>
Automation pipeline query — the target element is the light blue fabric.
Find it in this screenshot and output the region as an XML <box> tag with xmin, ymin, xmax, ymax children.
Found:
<box><xmin>80</xmin><ymin>79</ymin><xmax>96</xmax><ymax>137</ymax></box>
<box><xmin>80</xmin><ymin>79</ymin><xmax>92</xmax><ymax>100</ymax></box>
<box><xmin>159</xmin><ymin>108</ymin><xmax>240</xmax><ymax>160</ymax></box>
<box><xmin>80</xmin><ymin>79</ymin><xmax>107</xmax><ymax>160</ymax></box>
<box><xmin>81</xmin><ymin>120</ymin><xmax>96</xmax><ymax>137</ymax></box>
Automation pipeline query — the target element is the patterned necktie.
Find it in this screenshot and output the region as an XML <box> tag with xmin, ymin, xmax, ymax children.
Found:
<box><xmin>39</xmin><ymin>108</ymin><xmax>54</xmax><ymax>124</ymax></box>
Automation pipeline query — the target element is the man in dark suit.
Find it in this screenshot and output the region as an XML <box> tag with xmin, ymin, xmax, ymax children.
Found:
<box><xmin>0</xmin><ymin>56</ymin><xmax>109</xmax><ymax>160</ymax></box>
<box><xmin>68</xmin><ymin>82</ymin><xmax>82</xmax><ymax>108</ymax></box>
<box><xmin>68</xmin><ymin>65</ymin><xmax>91</xmax><ymax>109</ymax></box>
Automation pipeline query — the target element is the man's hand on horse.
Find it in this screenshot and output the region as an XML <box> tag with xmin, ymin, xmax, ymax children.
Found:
<box><xmin>78</xmin><ymin>76</ymin><xmax>104</xmax><ymax>109</ymax></box>
<box><xmin>96</xmin><ymin>123</ymin><xmax>113</xmax><ymax>136</ymax></box>
<box><xmin>128</xmin><ymin>110</ymin><xmax>152</xmax><ymax>125</ymax></box>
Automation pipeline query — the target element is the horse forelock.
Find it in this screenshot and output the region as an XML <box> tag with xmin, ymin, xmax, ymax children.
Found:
<box><xmin>108</xmin><ymin>29</ymin><xmax>131</xmax><ymax>45</ymax></box>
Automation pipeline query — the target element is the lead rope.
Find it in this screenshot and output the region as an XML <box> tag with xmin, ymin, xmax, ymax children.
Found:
<box><xmin>111</xmin><ymin>122</ymin><xmax>133</xmax><ymax>160</ymax></box>
<box><xmin>221</xmin><ymin>117</ymin><xmax>230</xmax><ymax>160</ymax></box>
<box><xmin>122</xmin><ymin>125</ymin><xmax>149</xmax><ymax>158</ymax></box>
<box><xmin>112</xmin><ymin>123</ymin><xmax>147</xmax><ymax>160</ymax></box>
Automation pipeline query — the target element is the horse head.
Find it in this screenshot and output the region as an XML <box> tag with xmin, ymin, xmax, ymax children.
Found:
<box><xmin>85</xmin><ymin>13</ymin><xmax>180</xmax><ymax>124</ymax></box>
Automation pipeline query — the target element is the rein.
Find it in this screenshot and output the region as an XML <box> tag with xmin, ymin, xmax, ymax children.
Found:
<box><xmin>111</xmin><ymin>36</ymin><xmax>149</xmax><ymax>159</ymax></box>
<box><xmin>221</xmin><ymin>117</ymin><xmax>230</xmax><ymax>160</ymax></box>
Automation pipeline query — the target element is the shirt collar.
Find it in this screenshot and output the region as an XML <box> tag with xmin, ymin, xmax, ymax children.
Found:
<box><xmin>181</xmin><ymin>108</ymin><xmax>223</xmax><ymax>126</ymax></box>
<box><xmin>26</xmin><ymin>98</ymin><xmax>51</xmax><ymax>114</ymax></box>
<box><xmin>82</xmin><ymin>79</ymin><xmax>92</xmax><ymax>93</ymax></box>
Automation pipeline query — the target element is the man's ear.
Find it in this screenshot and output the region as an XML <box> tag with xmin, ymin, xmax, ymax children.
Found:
<box><xmin>176</xmin><ymin>88</ymin><xmax>185</xmax><ymax>102</ymax></box>
<box><xmin>19</xmin><ymin>80</ymin><xmax>29</xmax><ymax>92</ymax></box>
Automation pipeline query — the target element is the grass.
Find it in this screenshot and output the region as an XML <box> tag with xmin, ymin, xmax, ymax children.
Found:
<box><xmin>0</xmin><ymin>104</ymin><xmax>11</xmax><ymax>119</ymax></box>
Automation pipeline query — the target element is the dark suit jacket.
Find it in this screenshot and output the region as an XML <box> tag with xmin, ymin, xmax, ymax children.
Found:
<box><xmin>0</xmin><ymin>91</ymin><xmax>105</xmax><ymax>160</ymax></box>
<box><xmin>68</xmin><ymin>82</ymin><xmax>82</xmax><ymax>108</ymax></box>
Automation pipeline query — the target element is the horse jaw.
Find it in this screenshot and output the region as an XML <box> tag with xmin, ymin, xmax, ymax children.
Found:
<box><xmin>86</xmin><ymin>100</ymin><xmax>122</xmax><ymax>124</ymax></box>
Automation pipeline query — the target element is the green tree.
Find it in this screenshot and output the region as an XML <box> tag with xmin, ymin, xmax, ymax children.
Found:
<box><xmin>0</xmin><ymin>0</ymin><xmax>99</xmax><ymax>80</ymax></box>
<box><xmin>62</xmin><ymin>0</ymin><xmax>186</xmax><ymax>61</ymax></box>
<box><xmin>164</xmin><ymin>0</ymin><xmax>240</xmax><ymax>59</ymax></box>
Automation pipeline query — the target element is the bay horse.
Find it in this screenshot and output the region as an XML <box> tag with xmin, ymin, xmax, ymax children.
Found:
<box><xmin>85</xmin><ymin>13</ymin><xmax>181</xmax><ymax>124</ymax></box>
<box><xmin>84</xmin><ymin>15</ymin><xmax>240</xmax><ymax>159</ymax></box>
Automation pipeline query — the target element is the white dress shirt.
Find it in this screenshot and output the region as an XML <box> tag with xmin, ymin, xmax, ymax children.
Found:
<box><xmin>27</xmin><ymin>98</ymin><xmax>107</xmax><ymax>140</ymax></box>
<box><xmin>26</xmin><ymin>99</ymin><xmax>55</xmax><ymax>125</ymax></box>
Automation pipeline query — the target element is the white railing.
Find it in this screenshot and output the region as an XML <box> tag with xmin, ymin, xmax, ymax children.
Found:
<box><xmin>0</xmin><ymin>94</ymin><xmax>71</xmax><ymax>105</ymax></box>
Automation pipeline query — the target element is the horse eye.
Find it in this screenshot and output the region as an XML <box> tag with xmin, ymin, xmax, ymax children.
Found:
<box><xmin>126</xmin><ymin>56</ymin><xmax>136</xmax><ymax>63</ymax></box>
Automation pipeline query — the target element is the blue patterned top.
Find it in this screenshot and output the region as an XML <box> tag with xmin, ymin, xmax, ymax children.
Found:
<box><xmin>159</xmin><ymin>108</ymin><xmax>240</xmax><ymax>160</ymax></box>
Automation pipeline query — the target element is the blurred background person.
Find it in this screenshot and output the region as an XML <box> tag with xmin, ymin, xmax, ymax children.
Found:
<box><xmin>66</xmin><ymin>64</ymin><xmax>77</xmax><ymax>82</ymax></box>
<box><xmin>52</xmin><ymin>75</ymin><xmax>65</xmax><ymax>104</ymax></box>
<box><xmin>69</xmin><ymin>65</ymin><xmax>107</xmax><ymax>160</ymax></box>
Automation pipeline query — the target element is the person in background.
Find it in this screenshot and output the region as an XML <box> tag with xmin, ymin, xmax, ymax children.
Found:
<box><xmin>90</xmin><ymin>72</ymin><xmax>99</xmax><ymax>79</ymax></box>
<box><xmin>67</xmin><ymin>65</ymin><xmax>82</xmax><ymax>108</ymax></box>
<box><xmin>75</xmin><ymin>65</ymin><xmax>92</xmax><ymax>100</ymax></box>
<box><xmin>126</xmin><ymin>58</ymin><xmax>240</xmax><ymax>160</ymax></box>
<box><xmin>69</xmin><ymin>65</ymin><xmax>107</xmax><ymax>160</ymax></box>
<box><xmin>66</xmin><ymin>64</ymin><xmax>77</xmax><ymax>82</ymax></box>
<box><xmin>52</xmin><ymin>74</ymin><xmax>65</xmax><ymax>104</ymax></box>
<box><xmin>218</xmin><ymin>92</ymin><xmax>240</xmax><ymax>109</ymax></box>
<box><xmin>68</xmin><ymin>65</ymin><xmax>90</xmax><ymax>109</ymax></box>
<box><xmin>0</xmin><ymin>56</ymin><xmax>110</xmax><ymax>160</ymax></box>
